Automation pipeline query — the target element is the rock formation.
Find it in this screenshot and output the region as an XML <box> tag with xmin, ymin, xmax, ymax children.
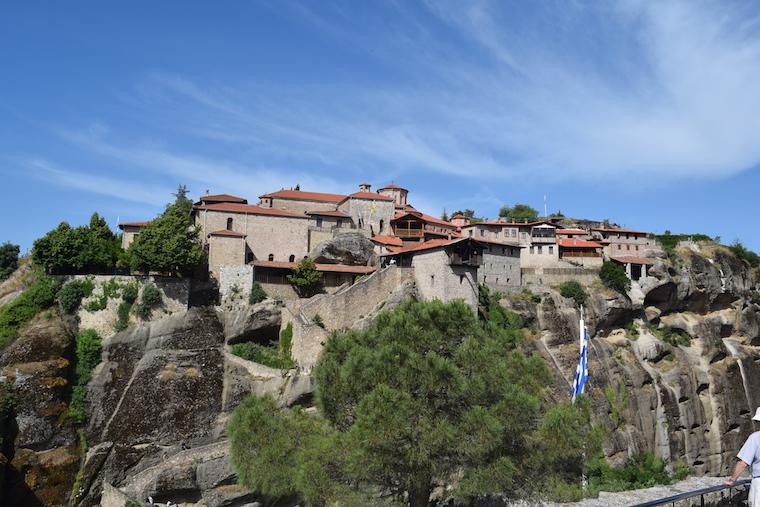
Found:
<box><xmin>309</xmin><ymin>232</ymin><xmax>375</xmax><ymax>265</ymax></box>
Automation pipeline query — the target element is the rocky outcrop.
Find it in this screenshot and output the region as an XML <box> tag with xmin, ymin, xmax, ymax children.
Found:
<box><xmin>523</xmin><ymin>246</ymin><xmax>760</xmax><ymax>476</ymax></box>
<box><xmin>309</xmin><ymin>232</ymin><xmax>375</xmax><ymax>265</ymax></box>
<box><xmin>217</xmin><ymin>299</ymin><xmax>283</xmax><ymax>345</ymax></box>
<box><xmin>0</xmin><ymin>310</ymin><xmax>79</xmax><ymax>507</ymax></box>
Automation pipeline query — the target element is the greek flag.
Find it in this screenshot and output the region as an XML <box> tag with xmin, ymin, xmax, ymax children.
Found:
<box><xmin>571</xmin><ymin>307</ymin><xmax>589</xmax><ymax>403</ymax></box>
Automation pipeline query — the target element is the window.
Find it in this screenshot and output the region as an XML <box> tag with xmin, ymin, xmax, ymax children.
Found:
<box><xmin>635</xmin><ymin>245</ymin><xmax>639</xmax><ymax>251</ymax></box>
<box><xmin>430</xmin><ymin>274</ymin><xmax>435</xmax><ymax>285</ymax></box>
<box><xmin>511</xmin><ymin>229</ymin><xmax>517</xmax><ymax>237</ymax></box>
<box><xmin>469</xmin><ymin>230</ymin><xmax>473</xmax><ymax>237</ymax></box>
<box><xmin>549</xmin><ymin>246</ymin><xmax>554</xmax><ymax>254</ymax></box>
<box><xmin>380</xmin><ymin>219</ymin><xmax>384</xmax><ymax>232</ymax></box>
<box><xmin>226</xmin><ymin>217</ymin><xmax>233</xmax><ymax>230</ymax></box>
<box><xmin>530</xmin><ymin>246</ymin><xmax>535</xmax><ymax>254</ymax></box>
<box><xmin>501</xmin><ymin>247</ymin><xmax>505</xmax><ymax>254</ymax></box>
<box><xmin>268</xmin><ymin>254</ymin><xmax>274</xmax><ymax>261</ymax></box>
<box><xmin>538</xmin><ymin>246</ymin><xmax>543</xmax><ymax>254</ymax></box>
<box><xmin>336</xmin><ymin>219</ymin><xmax>342</xmax><ymax>228</ymax></box>
<box><xmin>316</xmin><ymin>217</ymin><xmax>323</xmax><ymax>228</ymax></box>
<box><xmin>289</xmin><ymin>254</ymin><xmax>295</xmax><ymax>262</ymax></box>
<box><xmin>460</xmin><ymin>275</ymin><xmax>464</xmax><ymax>284</ymax></box>
<box><xmin>480</xmin><ymin>229</ymin><xmax>485</xmax><ymax>237</ymax></box>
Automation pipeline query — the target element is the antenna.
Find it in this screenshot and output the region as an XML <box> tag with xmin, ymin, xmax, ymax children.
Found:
<box><xmin>544</xmin><ymin>194</ymin><xmax>548</xmax><ymax>218</ymax></box>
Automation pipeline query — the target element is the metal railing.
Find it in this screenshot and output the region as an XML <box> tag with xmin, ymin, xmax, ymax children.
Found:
<box><xmin>630</xmin><ymin>479</ymin><xmax>751</xmax><ymax>507</ymax></box>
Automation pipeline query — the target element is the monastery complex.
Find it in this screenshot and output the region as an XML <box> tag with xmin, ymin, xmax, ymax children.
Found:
<box><xmin>119</xmin><ymin>182</ymin><xmax>660</xmax><ymax>304</ymax></box>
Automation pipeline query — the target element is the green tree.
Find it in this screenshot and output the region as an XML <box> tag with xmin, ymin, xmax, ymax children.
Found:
<box><xmin>287</xmin><ymin>258</ymin><xmax>322</xmax><ymax>297</ymax></box>
<box><xmin>249</xmin><ymin>282</ymin><xmax>267</xmax><ymax>305</ymax></box>
<box><xmin>600</xmin><ymin>261</ymin><xmax>630</xmax><ymax>293</ymax></box>
<box><xmin>499</xmin><ymin>203</ymin><xmax>539</xmax><ymax>222</ymax></box>
<box><xmin>229</xmin><ymin>300</ymin><xmax>588</xmax><ymax>506</ymax></box>
<box><xmin>32</xmin><ymin>213</ymin><xmax>122</xmax><ymax>274</ymax></box>
<box><xmin>0</xmin><ymin>242</ymin><xmax>20</xmax><ymax>280</ymax></box>
<box><xmin>127</xmin><ymin>190</ymin><xmax>204</xmax><ymax>276</ymax></box>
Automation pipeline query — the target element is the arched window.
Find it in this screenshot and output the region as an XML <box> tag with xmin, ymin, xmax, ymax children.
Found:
<box><xmin>379</xmin><ymin>219</ymin><xmax>384</xmax><ymax>232</ymax></box>
<box><xmin>289</xmin><ymin>254</ymin><xmax>295</xmax><ymax>262</ymax></box>
<box><xmin>226</xmin><ymin>217</ymin><xmax>233</xmax><ymax>230</ymax></box>
<box><xmin>268</xmin><ymin>254</ymin><xmax>274</xmax><ymax>261</ymax></box>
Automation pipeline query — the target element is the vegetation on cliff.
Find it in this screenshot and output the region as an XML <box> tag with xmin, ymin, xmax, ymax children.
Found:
<box><xmin>600</xmin><ymin>261</ymin><xmax>630</xmax><ymax>293</ymax></box>
<box><xmin>0</xmin><ymin>274</ymin><xmax>61</xmax><ymax>348</ymax></box>
<box><xmin>498</xmin><ymin>203</ymin><xmax>539</xmax><ymax>222</ymax></box>
<box><xmin>287</xmin><ymin>258</ymin><xmax>323</xmax><ymax>297</ymax></box>
<box><xmin>231</xmin><ymin>322</ymin><xmax>295</xmax><ymax>369</ymax></box>
<box><xmin>229</xmin><ymin>300</ymin><xmax>601</xmax><ymax>506</ymax></box>
<box><xmin>0</xmin><ymin>242</ymin><xmax>20</xmax><ymax>281</ymax></box>
<box><xmin>69</xmin><ymin>329</ymin><xmax>102</xmax><ymax>424</ymax></box>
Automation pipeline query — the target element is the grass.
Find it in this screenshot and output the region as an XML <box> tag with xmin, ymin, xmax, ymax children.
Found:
<box><xmin>69</xmin><ymin>329</ymin><xmax>102</xmax><ymax>424</ymax></box>
<box><xmin>0</xmin><ymin>274</ymin><xmax>61</xmax><ymax>348</ymax></box>
<box><xmin>648</xmin><ymin>324</ymin><xmax>691</xmax><ymax>347</ymax></box>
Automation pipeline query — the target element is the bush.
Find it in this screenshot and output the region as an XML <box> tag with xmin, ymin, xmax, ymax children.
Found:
<box><xmin>287</xmin><ymin>258</ymin><xmax>322</xmax><ymax>297</ymax></box>
<box><xmin>249</xmin><ymin>282</ymin><xmax>267</xmax><ymax>305</ymax></box>
<box><xmin>559</xmin><ymin>280</ymin><xmax>588</xmax><ymax>306</ymax></box>
<box><xmin>70</xmin><ymin>329</ymin><xmax>102</xmax><ymax>424</ymax></box>
<box><xmin>135</xmin><ymin>283</ymin><xmax>162</xmax><ymax>319</ymax></box>
<box><xmin>588</xmin><ymin>452</ymin><xmax>675</xmax><ymax>492</ymax></box>
<box><xmin>115</xmin><ymin>302</ymin><xmax>132</xmax><ymax>332</ymax></box>
<box><xmin>649</xmin><ymin>325</ymin><xmax>691</xmax><ymax>347</ymax></box>
<box><xmin>312</xmin><ymin>314</ymin><xmax>324</xmax><ymax>328</ymax></box>
<box><xmin>0</xmin><ymin>275</ymin><xmax>62</xmax><ymax>348</ymax></box>
<box><xmin>121</xmin><ymin>282</ymin><xmax>138</xmax><ymax>304</ymax></box>
<box><xmin>600</xmin><ymin>261</ymin><xmax>630</xmax><ymax>293</ymax></box>
<box><xmin>729</xmin><ymin>241</ymin><xmax>760</xmax><ymax>268</ymax></box>
<box><xmin>653</xmin><ymin>233</ymin><xmax>713</xmax><ymax>262</ymax></box>
<box><xmin>231</xmin><ymin>322</ymin><xmax>296</xmax><ymax>369</ymax></box>
<box><xmin>58</xmin><ymin>279</ymin><xmax>95</xmax><ymax>314</ymax></box>
<box><xmin>0</xmin><ymin>242</ymin><xmax>20</xmax><ymax>280</ymax></box>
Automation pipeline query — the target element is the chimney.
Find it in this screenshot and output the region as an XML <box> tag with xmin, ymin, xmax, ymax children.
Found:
<box><xmin>359</xmin><ymin>182</ymin><xmax>371</xmax><ymax>192</ymax></box>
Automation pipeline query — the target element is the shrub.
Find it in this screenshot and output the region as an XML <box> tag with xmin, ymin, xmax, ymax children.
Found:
<box><xmin>287</xmin><ymin>258</ymin><xmax>322</xmax><ymax>297</ymax></box>
<box><xmin>0</xmin><ymin>242</ymin><xmax>20</xmax><ymax>280</ymax></box>
<box><xmin>135</xmin><ymin>283</ymin><xmax>162</xmax><ymax>319</ymax></box>
<box><xmin>312</xmin><ymin>314</ymin><xmax>325</xmax><ymax>328</ymax></box>
<box><xmin>121</xmin><ymin>281</ymin><xmax>138</xmax><ymax>304</ymax></box>
<box><xmin>58</xmin><ymin>279</ymin><xmax>95</xmax><ymax>314</ymax></box>
<box><xmin>0</xmin><ymin>275</ymin><xmax>61</xmax><ymax>348</ymax></box>
<box><xmin>559</xmin><ymin>280</ymin><xmax>588</xmax><ymax>306</ymax></box>
<box><xmin>729</xmin><ymin>240</ymin><xmax>760</xmax><ymax>268</ymax></box>
<box><xmin>625</xmin><ymin>322</ymin><xmax>639</xmax><ymax>339</ymax></box>
<box><xmin>653</xmin><ymin>233</ymin><xmax>713</xmax><ymax>263</ymax></box>
<box><xmin>600</xmin><ymin>261</ymin><xmax>630</xmax><ymax>293</ymax></box>
<box><xmin>498</xmin><ymin>203</ymin><xmax>539</xmax><ymax>222</ymax></box>
<box><xmin>588</xmin><ymin>452</ymin><xmax>674</xmax><ymax>492</ymax></box>
<box><xmin>249</xmin><ymin>282</ymin><xmax>267</xmax><ymax>305</ymax></box>
<box><xmin>115</xmin><ymin>302</ymin><xmax>132</xmax><ymax>332</ymax></box>
<box><xmin>231</xmin><ymin>322</ymin><xmax>296</xmax><ymax>370</ymax></box>
<box><xmin>70</xmin><ymin>329</ymin><xmax>102</xmax><ymax>424</ymax></box>
<box><xmin>649</xmin><ymin>325</ymin><xmax>691</xmax><ymax>347</ymax></box>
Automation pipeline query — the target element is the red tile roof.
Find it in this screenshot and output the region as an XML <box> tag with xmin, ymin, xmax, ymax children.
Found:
<box><xmin>556</xmin><ymin>229</ymin><xmax>588</xmax><ymax>235</ymax></box>
<box><xmin>378</xmin><ymin>184</ymin><xmax>408</xmax><ymax>191</ymax></box>
<box><xmin>610</xmin><ymin>256</ymin><xmax>654</xmax><ymax>265</ymax></box>
<box><xmin>199</xmin><ymin>193</ymin><xmax>248</xmax><ymax>204</ymax></box>
<box><xmin>195</xmin><ymin>202</ymin><xmax>306</xmax><ymax>218</ymax></box>
<box><xmin>592</xmin><ymin>227</ymin><xmax>647</xmax><ymax>234</ymax></box>
<box><xmin>341</xmin><ymin>192</ymin><xmax>395</xmax><ymax>202</ymax></box>
<box><xmin>259</xmin><ymin>189</ymin><xmax>347</xmax><ymax>203</ymax></box>
<box><xmin>306</xmin><ymin>210</ymin><xmax>350</xmax><ymax>218</ymax></box>
<box><xmin>473</xmin><ymin>237</ymin><xmax>522</xmax><ymax>247</ymax></box>
<box><xmin>391</xmin><ymin>210</ymin><xmax>456</xmax><ymax>228</ymax></box>
<box><xmin>118</xmin><ymin>220</ymin><xmax>151</xmax><ymax>229</ymax></box>
<box><xmin>252</xmin><ymin>260</ymin><xmax>375</xmax><ymax>274</ymax></box>
<box><xmin>371</xmin><ymin>235</ymin><xmax>404</xmax><ymax>247</ymax></box>
<box><xmin>208</xmin><ymin>229</ymin><xmax>247</xmax><ymax>238</ymax></box>
<box><xmin>380</xmin><ymin>238</ymin><xmax>465</xmax><ymax>256</ymax></box>
<box><xmin>557</xmin><ymin>238</ymin><xmax>602</xmax><ymax>248</ymax></box>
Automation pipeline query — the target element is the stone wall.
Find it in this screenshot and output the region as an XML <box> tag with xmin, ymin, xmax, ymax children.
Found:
<box><xmin>521</xmin><ymin>243</ymin><xmax>561</xmax><ymax>268</ymax></box>
<box><xmin>219</xmin><ymin>265</ymin><xmax>253</xmax><ymax>307</ymax></box>
<box><xmin>299</xmin><ymin>265</ymin><xmax>414</xmax><ymax>330</ymax></box>
<box><xmin>479</xmin><ymin>248</ymin><xmax>521</xmax><ymax>291</ymax></box>
<box><xmin>269</xmin><ymin>197</ymin><xmax>337</xmax><ymax>214</ymax></box>
<box><xmin>338</xmin><ymin>198</ymin><xmax>394</xmax><ymax>235</ymax></box>
<box><xmin>208</xmin><ymin>235</ymin><xmax>246</xmax><ymax>279</ymax></box>
<box><xmin>411</xmin><ymin>250</ymin><xmax>478</xmax><ymax>308</ymax></box>
<box><xmin>197</xmin><ymin>209</ymin><xmax>311</xmax><ymax>263</ymax></box>
<box><xmin>521</xmin><ymin>266</ymin><xmax>600</xmax><ymax>288</ymax></box>
<box><xmin>68</xmin><ymin>275</ymin><xmax>190</xmax><ymax>338</ymax></box>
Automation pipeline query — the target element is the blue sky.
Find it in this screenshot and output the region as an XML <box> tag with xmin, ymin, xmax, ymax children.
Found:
<box><xmin>2</xmin><ymin>1</ymin><xmax>759</xmax><ymax>252</ymax></box>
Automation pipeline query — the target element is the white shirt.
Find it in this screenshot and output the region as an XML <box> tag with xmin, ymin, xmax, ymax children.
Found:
<box><xmin>738</xmin><ymin>431</ymin><xmax>760</xmax><ymax>478</ymax></box>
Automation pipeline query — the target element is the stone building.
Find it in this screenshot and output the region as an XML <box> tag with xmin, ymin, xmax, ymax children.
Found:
<box><xmin>117</xmin><ymin>221</ymin><xmax>150</xmax><ymax>250</ymax></box>
<box><xmin>610</xmin><ymin>256</ymin><xmax>653</xmax><ymax>282</ymax></box>
<box><xmin>257</xmin><ymin>189</ymin><xmax>346</xmax><ymax>214</ymax></box>
<box><xmin>556</xmin><ymin>238</ymin><xmax>604</xmax><ymax>268</ymax></box>
<box><xmin>473</xmin><ymin>238</ymin><xmax>522</xmax><ymax>290</ymax></box>
<box><xmin>336</xmin><ymin>185</ymin><xmax>395</xmax><ymax>236</ymax></box>
<box><xmin>391</xmin><ymin>209</ymin><xmax>459</xmax><ymax>245</ymax></box>
<box><xmin>590</xmin><ymin>227</ymin><xmax>657</xmax><ymax>257</ymax></box>
<box><xmin>380</xmin><ymin>238</ymin><xmax>481</xmax><ymax>309</ymax></box>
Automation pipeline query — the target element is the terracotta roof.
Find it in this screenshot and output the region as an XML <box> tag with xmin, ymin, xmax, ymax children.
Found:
<box><xmin>463</xmin><ymin>219</ymin><xmax>558</xmax><ymax>228</ymax></box>
<box><xmin>199</xmin><ymin>193</ymin><xmax>248</xmax><ymax>204</ymax></box>
<box><xmin>391</xmin><ymin>210</ymin><xmax>456</xmax><ymax>228</ymax></box>
<box><xmin>592</xmin><ymin>227</ymin><xmax>647</xmax><ymax>234</ymax></box>
<box><xmin>259</xmin><ymin>189</ymin><xmax>347</xmax><ymax>203</ymax></box>
<box><xmin>208</xmin><ymin>229</ymin><xmax>247</xmax><ymax>238</ymax></box>
<box><xmin>610</xmin><ymin>256</ymin><xmax>654</xmax><ymax>265</ymax></box>
<box><xmin>306</xmin><ymin>210</ymin><xmax>350</xmax><ymax>218</ymax></box>
<box><xmin>195</xmin><ymin>203</ymin><xmax>306</xmax><ymax>218</ymax></box>
<box><xmin>378</xmin><ymin>184</ymin><xmax>408</xmax><ymax>191</ymax></box>
<box><xmin>117</xmin><ymin>220</ymin><xmax>150</xmax><ymax>229</ymax></box>
<box><xmin>371</xmin><ymin>235</ymin><xmax>404</xmax><ymax>247</ymax></box>
<box><xmin>380</xmin><ymin>238</ymin><xmax>466</xmax><ymax>256</ymax></box>
<box><xmin>557</xmin><ymin>239</ymin><xmax>602</xmax><ymax>248</ymax></box>
<box><xmin>252</xmin><ymin>260</ymin><xmax>375</xmax><ymax>274</ymax></box>
<box><xmin>556</xmin><ymin>229</ymin><xmax>588</xmax><ymax>235</ymax></box>
<box><xmin>340</xmin><ymin>192</ymin><xmax>395</xmax><ymax>202</ymax></box>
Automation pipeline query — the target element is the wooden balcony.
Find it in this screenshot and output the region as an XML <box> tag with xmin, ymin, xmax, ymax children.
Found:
<box><xmin>448</xmin><ymin>253</ymin><xmax>482</xmax><ymax>267</ymax></box>
<box><xmin>561</xmin><ymin>251</ymin><xmax>601</xmax><ymax>258</ymax></box>
<box><xmin>394</xmin><ymin>227</ymin><xmax>424</xmax><ymax>239</ymax></box>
